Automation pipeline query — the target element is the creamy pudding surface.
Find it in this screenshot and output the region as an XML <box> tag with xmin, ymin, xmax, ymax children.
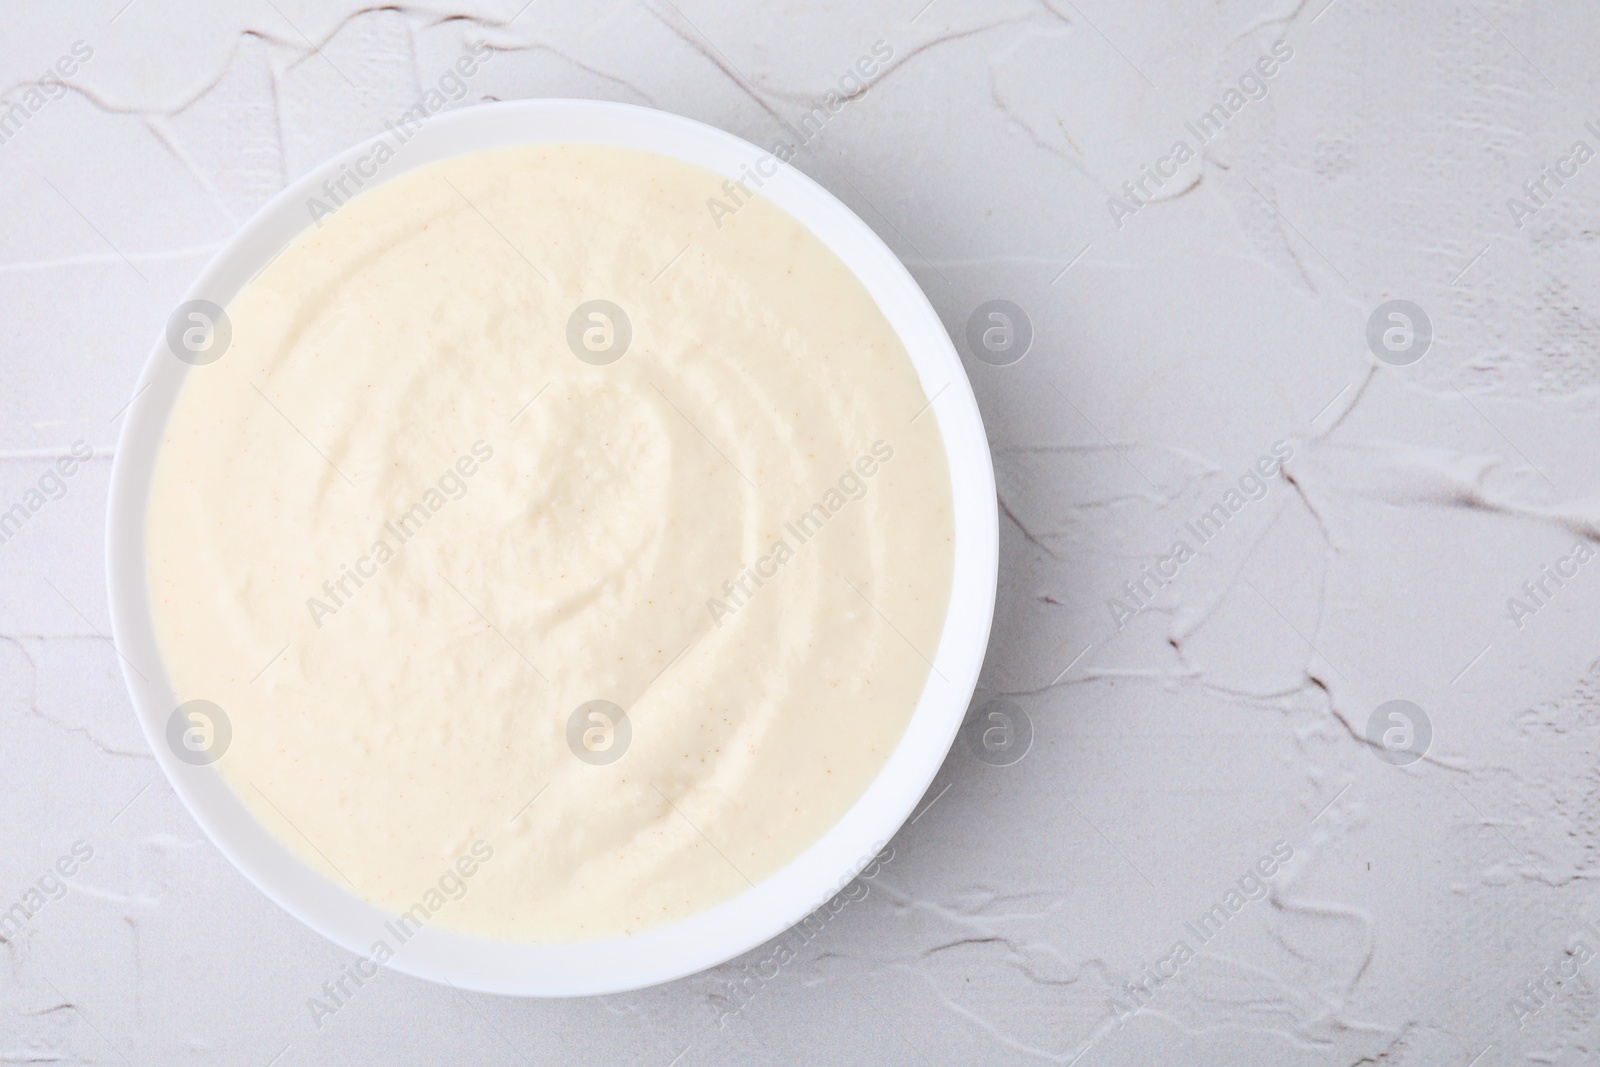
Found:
<box><xmin>146</xmin><ymin>143</ymin><xmax>953</xmax><ymax>940</ymax></box>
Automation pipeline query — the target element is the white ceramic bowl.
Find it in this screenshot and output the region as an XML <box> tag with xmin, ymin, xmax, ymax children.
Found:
<box><xmin>105</xmin><ymin>99</ymin><xmax>997</xmax><ymax>996</ymax></box>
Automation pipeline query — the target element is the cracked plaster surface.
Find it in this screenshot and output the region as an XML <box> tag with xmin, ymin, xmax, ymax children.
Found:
<box><xmin>3</xmin><ymin>0</ymin><xmax>1600</xmax><ymax>1063</ymax></box>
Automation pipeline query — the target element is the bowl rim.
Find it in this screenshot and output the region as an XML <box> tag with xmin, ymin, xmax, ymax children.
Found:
<box><xmin>105</xmin><ymin>98</ymin><xmax>997</xmax><ymax>996</ymax></box>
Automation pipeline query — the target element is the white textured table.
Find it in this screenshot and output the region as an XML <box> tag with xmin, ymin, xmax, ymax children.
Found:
<box><xmin>3</xmin><ymin>1</ymin><xmax>1597</xmax><ymax>1063</ymax></box>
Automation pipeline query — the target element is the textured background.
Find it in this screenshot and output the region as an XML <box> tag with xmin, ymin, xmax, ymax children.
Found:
<box><xmin>3</xmin><ymin>1</ymin><xmax>1599</xmax><ymax>1063</ymax></box>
